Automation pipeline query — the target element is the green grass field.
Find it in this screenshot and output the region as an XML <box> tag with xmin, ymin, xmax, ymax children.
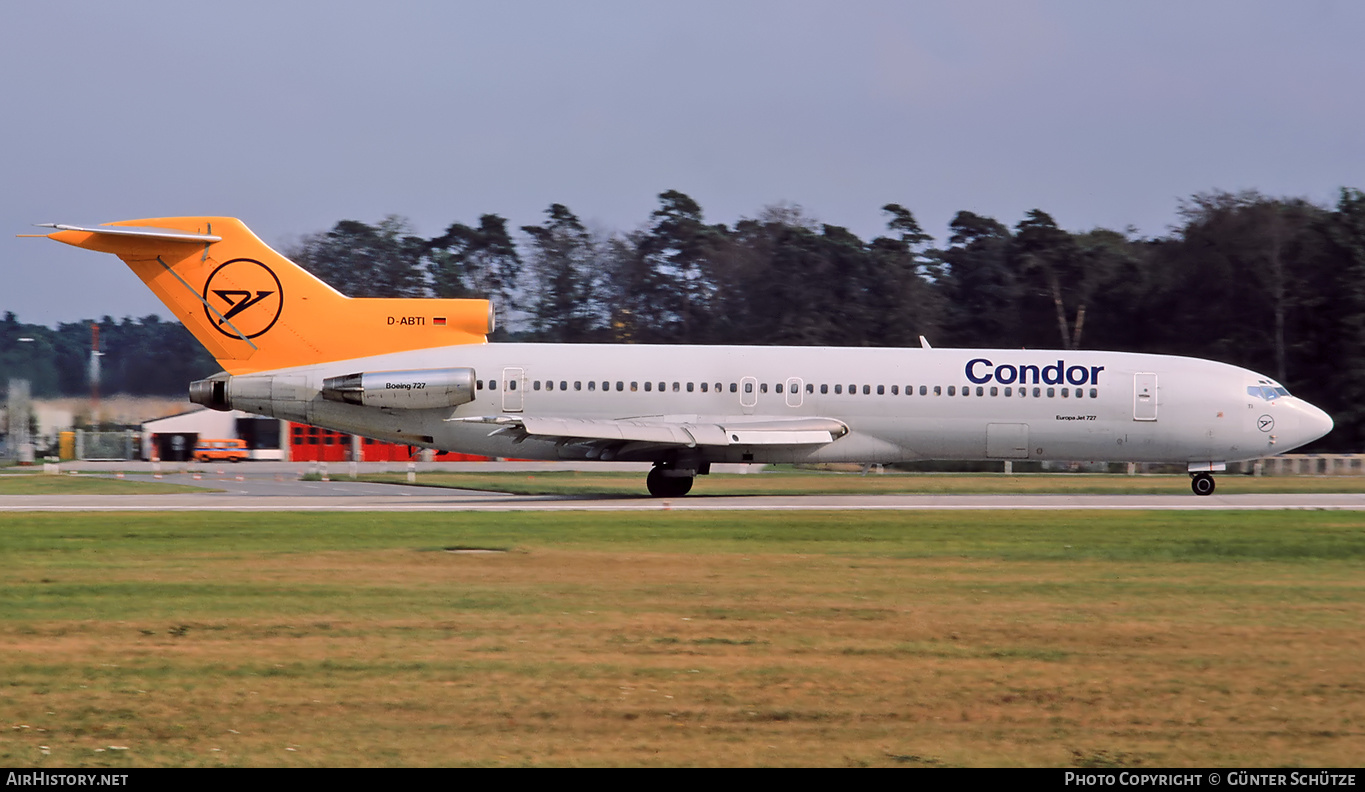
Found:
<box><xmin>0</xmin><ymin>475</ymin><xmax>214</xmax><ymax>495</ymax></box>
<box><xmin>1</xmin><ymin>510</ymin><xmax>1362</xmax><ymax>767</ymax></box>
<box><xmin>360</xmin><ymin>468</ymin><xmax>1365</xmax><ymax>496</ymax></box>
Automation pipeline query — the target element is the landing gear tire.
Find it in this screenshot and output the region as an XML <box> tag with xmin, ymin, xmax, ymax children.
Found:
<box><xmin>1191</xmin><ymin>472</ymin><xmax>1216</xmax><ymax>496</ymax></box>
<box><xmin>647</xmin><ymin>466</ymin><xmax>694</xmax><ymax>498</ymax></box>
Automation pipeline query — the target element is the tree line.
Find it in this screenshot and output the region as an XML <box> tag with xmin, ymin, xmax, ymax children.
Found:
<box><xmin>4</xmin><ymin>187</ymin><xmax>1364</xmax><ymax>450</ymax></box>
<box><xmin>1</xmin><ymin>312</ymin><xmax>215</xmax><ymax>400</ymax></box>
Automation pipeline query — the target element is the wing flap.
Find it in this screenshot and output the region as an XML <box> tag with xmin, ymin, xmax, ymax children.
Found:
<box><xmin>449</xmin><ymin>414</ymin><xmax>847</xmax><ymax>447</ymax></box>
<box><xmin>519</xmin><ymin>416</ymin><xmax>698</xmax><ymax>445</ymax></box>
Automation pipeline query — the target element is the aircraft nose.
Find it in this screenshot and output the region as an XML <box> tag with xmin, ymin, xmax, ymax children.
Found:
<box><xmin>1302</xmin><ymin>402</ymin><xmax>1334</xmax><ymax>444</ymax></box>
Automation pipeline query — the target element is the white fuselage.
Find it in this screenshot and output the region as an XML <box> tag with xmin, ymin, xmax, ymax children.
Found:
<box><xmin>229</xmin><ymin>343</ymin><xmax>1333</xmax><ymax>467</ymax></box>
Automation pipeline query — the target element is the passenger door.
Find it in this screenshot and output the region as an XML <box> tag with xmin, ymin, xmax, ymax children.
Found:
<box><xmin>740</xmin><ymin>376</ymin><xmax>757</xmax><ymax>415</ymax></box>
<box><xmin>1133</xmin><ymin>373</ymin><xmax>1158</xmax><ymax>421</ymax></box>
<box><xmin>502</xmin><ymin>367</ymin><xmax>524</xmax><ymax>412</ymax></box>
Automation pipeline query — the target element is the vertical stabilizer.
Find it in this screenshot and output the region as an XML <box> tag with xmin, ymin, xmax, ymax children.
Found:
<box><xmin>42</xmin><ymin>217</ymin><xmax>493</xmax><ymax>374</ymax></box>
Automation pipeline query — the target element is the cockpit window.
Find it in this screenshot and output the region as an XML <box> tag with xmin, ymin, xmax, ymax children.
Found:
<box><xmin>1248</xmin><ymin>384</ymin><xmax>1291</xmax><ymax>401</ymax></box>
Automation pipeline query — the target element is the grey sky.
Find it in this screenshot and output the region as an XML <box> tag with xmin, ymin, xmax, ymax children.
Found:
<box><xmin>4</xmin><ymin>0</ymin><xmax>1362</xmax><ymax>325</ymax></box>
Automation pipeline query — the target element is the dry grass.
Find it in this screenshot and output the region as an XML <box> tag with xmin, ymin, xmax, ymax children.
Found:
<box><xmin>361</xmin><ymin>469</ymin><xmax>1365</xmax><ymax>497</ymax></box>
<box><xmin>1</xmin><ymin>512</ymin><xmax>1361</xmax><ymax>767</ymax></box>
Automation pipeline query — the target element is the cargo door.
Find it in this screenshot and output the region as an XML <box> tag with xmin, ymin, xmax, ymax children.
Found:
<box><xmin>986</xmin><ymin>423</ymin><xmax>1030</xmax><ymax>459</ymax></box>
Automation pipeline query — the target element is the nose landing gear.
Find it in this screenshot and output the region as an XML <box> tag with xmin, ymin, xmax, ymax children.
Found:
<box><xmin>1191</xmin><ymin>472</ymin><xmax>1216</xmax><ymax>496</ymax></box>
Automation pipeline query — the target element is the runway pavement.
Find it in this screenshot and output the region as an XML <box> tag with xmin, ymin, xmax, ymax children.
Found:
<box><xmin>2</xmin><ymin>465</ymin><xmax>1364</xmax><ymax>511</ymax></box>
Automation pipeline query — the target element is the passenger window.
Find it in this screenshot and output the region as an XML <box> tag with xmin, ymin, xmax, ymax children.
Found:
<box><xmin>1089</xmin><ymin>388</ymin><xmax>1097</xmax><ymax>398</ymax></box>
<box><xmin>630</xmin><ymin>382</ymin><xmax>638</xmax><ymax>392</ymax></box>
<box><xmin>1046</xmin><ymin>388</ymin><xmax>1054</xmax><ymax>397</ymax></box>
<box><xmin>489</xmin><ymin>380</ymin><xmax>497</xmax><ymax>390</ymax></box>
<box><xmin>616</xmin><ymin>381</ymin><xmax>624</xmax><ymax>391</ymax></box>
<box><xmin>687</xmin><ymin>382</ymin><xmax>694</xmax><ymax>392</ymax></box>
<box><xmin>701</xmin><ymin>382</ymin><xmax>709</xmax><ymax>393</ymax></box>
<box><xmin>933</xmin><ymin>386</ymin><xmax>941</xmax><ymax>396</ymax></box>
<box><xmin>644</xmin><ymin>382</ymin><xmax>652</xmax><ymax>392</ymax></box>
<box><xmin>730</xmin><ymin>383</ymin><xmax>737</xmax><ymax>393</ymax></box>
<box><xmin>835</xmin><ymin>384</ymin><xmax>843</xmax><ymax>394</ymax></box>
<box><xmin>562</xmin><ymin>381</ymin><xmax>568</xmax><ymax>391</ymax></box>
<box><xmin>760</xmin><ymin>383</ymin><xmax>768</xmax><ymax>394</ymax></box>
<box><xmin>948</xmin><ymin>386</ymin><xmax>956</xmax><ymax>396</ymax></box>
<box><xmin>848</xmin><ymin>384</ymin><xmax>856</xmax><ymax>394</ymax></box>
<box><xmin>990</xmin><ymin>387</ymin><xmax>998</xmax><ymax>396</ymax></box>
<box><xmin>509</xmin><ymin>380</ymin><xmax>517</xmax><ymax>391</ymax></box>
<box><xmin>1004</xmin><ymin>387</ymin><xmax>1012</xmax><ymax>397</ymax></box>
<box><xmin>919</xmin><ymin>386</ymin><xmax>927</xmax><ymax>396</ymax></box>
<box><xmin>602</xmin><ymin>381</ymin><xmax>609</xmax><ymax>391</ymax></box>
<box><xmin>588</xmin><ymin>381</ymin><xmax>596</xmax><ymax>391</ymax></box>
<box><xmin>820</xmin><ymin>384</ymin><xmax>828</xmax><ymax>394</ymax></box>
<box><xmin>476</xmin><ymin>380</ymin><xmax>484</xmax><ymax>391</ymax></box>
<box><xmin>745</xmin><ymin>382</ymin><xmax>754</xmax><ymax>394</ymax></box>
<box><xmin>533</xmin><ymin>381</ymin><xmax>541</xmax><ymax>391</ymax></box>
<box><xmin>806</xmin><ymin>384</ymin><xmax>814</xmax><ymax>393</ymax></box>
<box><xmin>876</xmin><ymin>385</ymin><xmax>884</xmax><ymax>395</ymax></box>
<box><xmin>1061</xmin><ymin>387</ymin><xmax>1069</xmax><ymax>397</ymax></box>
<box><xmin>891</xmin><ymin>385</ymin><xmax>898</xmax><ymax>395</ymax></box>
<box><xmin>976</xmin><ymin>386</ymin><xmax>984</xmax><ymax>396</ymax></box>
<box><xmin>574</xmin><ymin>381</ymin><xmax>582</xmax><ymax>391</ymax></box>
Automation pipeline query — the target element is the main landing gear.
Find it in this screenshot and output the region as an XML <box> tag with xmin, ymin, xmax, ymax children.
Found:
<box><xmin>647</xmin><ymin>463</ymin><xmax>697</xmax><ymax>498</ymax></box>
<box><xmin>1190</xmin><ymin>472</ymin><xmax>1216</xmax><ymax>496</ymax></box>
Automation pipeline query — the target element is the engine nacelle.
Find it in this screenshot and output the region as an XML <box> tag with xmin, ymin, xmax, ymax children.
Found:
<box><xmin>321</xmin><ymin>367</ymin><xmax>476</xmax><ymax>409</ymax></box>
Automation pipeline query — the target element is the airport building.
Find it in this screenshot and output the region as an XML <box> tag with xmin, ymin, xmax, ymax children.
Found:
<box><xmin>140</xmin><ymin>407</ymin><xmax>488</xmax><ymax>463</ymax></box>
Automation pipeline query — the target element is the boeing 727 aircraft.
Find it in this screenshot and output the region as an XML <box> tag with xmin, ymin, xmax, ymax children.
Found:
<box><xmin>33</xmin><ymin>217</ymin><xmax>1334</xmax><ymax>496</ymax></box>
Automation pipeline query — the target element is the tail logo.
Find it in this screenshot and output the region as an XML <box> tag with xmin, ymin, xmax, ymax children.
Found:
<box><xmin>202</xmin><ymin>258</ymin><xmax>284</xmax><ymax>339</ymax></box>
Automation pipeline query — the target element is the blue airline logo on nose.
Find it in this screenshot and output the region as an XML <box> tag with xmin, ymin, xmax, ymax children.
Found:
<box><xmin>965</xmin><ymin>358</ymin><xmax>1105</xmax><ymax>386</ymax></box>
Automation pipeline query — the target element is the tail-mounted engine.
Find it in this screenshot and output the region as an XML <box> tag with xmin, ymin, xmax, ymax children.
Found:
<box><xmin>190</xmin><ymin>367</ymin><xmax>477</xmax><ymax>416</ymax></box>
<box><xmin>321</xmin><ymin>367</ymin><xmax>476</xmax><ymax>409</ymax></box>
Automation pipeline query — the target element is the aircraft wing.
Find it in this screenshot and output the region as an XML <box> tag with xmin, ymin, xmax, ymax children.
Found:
<box><xmin>447</xmin><ymin>414</ymin><xmax>849</xmax><ymax>448</ymax></box>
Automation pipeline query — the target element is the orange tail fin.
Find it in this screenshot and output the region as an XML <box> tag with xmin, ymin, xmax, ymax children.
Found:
<box><xmin>41</xmin><ymin>218</ymin><xmax>492</xmax><ymax>375</ymax></box>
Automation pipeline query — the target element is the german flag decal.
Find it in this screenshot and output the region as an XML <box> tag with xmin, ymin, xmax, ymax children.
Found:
<box><xmin>433</xmin><ymin>317</ymin><xmax>446</xmax><ymax>325</ymax></box>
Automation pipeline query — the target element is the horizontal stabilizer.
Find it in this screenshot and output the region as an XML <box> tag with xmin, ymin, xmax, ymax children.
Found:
<box><xmin>35</xmin><ymin>223</ymin><xmax>222</xmax><ymax>244</ymax></box>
